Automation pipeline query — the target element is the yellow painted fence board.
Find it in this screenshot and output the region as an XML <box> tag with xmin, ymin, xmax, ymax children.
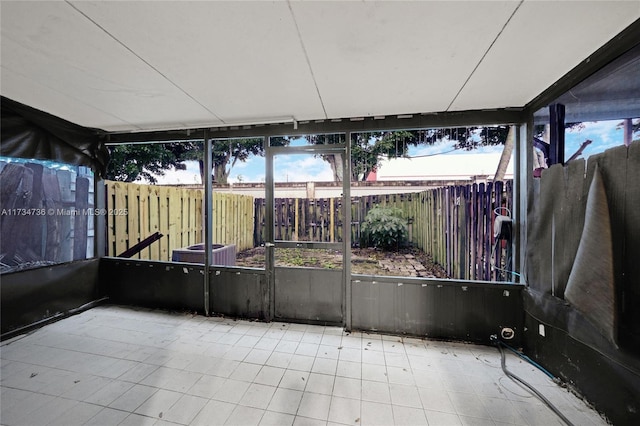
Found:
<box><xmin>106</xmin><ymin>182</ymin><xmax>253</xmax><ymax>261</ymax></box>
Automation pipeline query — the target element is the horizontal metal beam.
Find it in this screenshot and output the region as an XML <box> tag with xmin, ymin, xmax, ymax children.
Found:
<box><xmin>103</xmin><ymin>108</ymin><xmax>526</xmax><ymax>144</ymax></box>
<box><xmin>268</xmin><ymin>144</ymin><xmax>346</xmax><ymax>155</ymax></box>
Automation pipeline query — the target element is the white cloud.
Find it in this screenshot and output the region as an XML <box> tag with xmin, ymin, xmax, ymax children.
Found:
<box><xmin>565</xmin><ymin>119</ymin><xmax>625</xmax><ymax>159</ymax></box>
<box><xmin>228</xmin><ymin>156</ymin><xmax>265</xmax><ymax>182</ymax></box>
<box><xmin>274</xmin><ymin>155</ymin><xmax>333</xmax><ymax>182</ymax></box>
<box><xmin>146</xmin><ymin>160</ymin><xmax>201</xmax><ymax>185</ymax></box>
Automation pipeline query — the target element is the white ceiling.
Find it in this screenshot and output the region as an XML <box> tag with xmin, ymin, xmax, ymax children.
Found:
<box><xmin>1</xmin><ymin>1</ymin><xmax>638</xmax><ymax>133</ymax></box>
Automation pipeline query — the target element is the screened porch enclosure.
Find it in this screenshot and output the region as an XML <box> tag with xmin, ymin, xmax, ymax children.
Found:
<box><xmin>1</xmin><ymin>2</ymin><xmax>639</xmax><ymax>425</ymax></box>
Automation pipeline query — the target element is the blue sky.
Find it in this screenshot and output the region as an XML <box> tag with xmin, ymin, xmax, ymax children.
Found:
<box><xmin>565</xmin><ymin>120</ymin><xmax>631</xmax><ymax>159</ymax></box>
<box><xmin>151</xmin><ymin>119</ymin><xmax>636</xmax><ymax>184</ymax></box>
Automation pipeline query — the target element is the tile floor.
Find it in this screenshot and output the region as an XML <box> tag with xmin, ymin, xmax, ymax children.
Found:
<box><xmin>1</xmin><ymin>305</ymin><xmax>608</xmax><ymax>426</ymax></box>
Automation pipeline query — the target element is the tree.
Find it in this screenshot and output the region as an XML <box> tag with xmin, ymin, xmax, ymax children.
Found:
<box><xmin>493</xmin><ymin>126</ymin><xmax>514</xmax><ymax>182</ymax></box>
<box><xmin>416</xmin><ymin>126</ymin><xmax>513</xmax><ymax>182</ymax></box>
<box><xmin>300</xmin><ymin>131</ymin><xmax>418</xmax><ymax>181</ymax></box>
<box><xmin>416</xmin><ymin>126</ymin><xmax>509</xmax><ymax>150</ymax></box>
<box><xmin>297</xmin><ymin>127</ymin><xmax>512</xmax><ymax>182</ymax></box>
<box><xmin>181</xmin><ymin>138</ymin><xmax>265</xmax><ymax>184</ymax></box>
<box><xmin>106</xmin><ymin>143</ymin><xmax>187</xmax><ymax>183</ymax></box>
<box><xmin>106</xmin><ymin>138</ymin><xmax>265</xmax><ymax>185</ymax></box>
<box><xmin>106</xmin><ymin>125</ymin><xmax>519</xmax><ymax>185</ymax></box>
<box><xmin>349</xmin><ymin>131</ymin><xmax>418</xmax><ymax>181</ymax></box>
<box><xmin>210</xmin><ymin>138</ymin><xmax>264</xmax><ymax>184</ymax></box>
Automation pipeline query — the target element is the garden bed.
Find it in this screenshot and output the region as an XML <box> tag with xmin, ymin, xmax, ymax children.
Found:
<box><xmin>235</xmin><ymin>246</ymin><xmax>448</xmax><ymax>278</ymax></box>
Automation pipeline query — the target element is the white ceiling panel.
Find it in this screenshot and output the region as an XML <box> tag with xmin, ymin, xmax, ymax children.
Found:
<box><xmin>450</xmin><ymin>0</ymin><xmax>640</xmax><ymax>111</ymax></box>
<box><xmin>1</xmin><ymin>1</ymin><xmax>638</xmax><ymax>133</ymax></box>
<box><xmin>291</xmin><ymin>1</ymin><xmax>519</xmax><ymax>118</ymax></box>
<box><xmin>70</xmin><ymin>1</ymin><xmax>325</xmax><ymax>125</ymax></box>
<box><xmin>1</xmin><ymin>67</ymin><xmax>140</xmax><ymax>132</ymax></box>
<box><xmin>1</xmin><ymin>1</ymin><xmax>223</xmax><ymax>131</ymax></box>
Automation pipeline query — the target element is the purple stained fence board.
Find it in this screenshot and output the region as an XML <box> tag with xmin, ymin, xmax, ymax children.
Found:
<box><xmin>478</xmin><ymin>183</ymin><xmax>486</xmax><ymax>280</ymax></box>
<box><xmin>43</xmin><ymin>173</ymin><xmax>63</xmax><ymax>261</ymax></box>
<box><xmin>485</xmin><ymin>182</ymin><xmax>494</xmax><ymax>282</ymax></box>
<box><xmin>73</xmin><ymin>177</ymin><xmax>90</xmax><ymax>260</ymax></box>
<box><xmin>0</xmin><ymin>164</ymin><xmax>34</xmax><ymax>260</ymax></box>
<box><xmin>461</xmin><ymin>185</ymin><xmax>469</xmax><ymax>280</ymax></box>
<box><xmin>470</xmin><ymin>183</ymin><xmax>477</xmax><ymax>280</ymax></box>
<box><xmin>493</xmin><ymin>181</ymin><xmax>503</xmax><ymax>281</ymax></box>
<box><xmin>25</xmin><ymin>163</ymin><xmax>45</xmax><ymax>255</ymax></box>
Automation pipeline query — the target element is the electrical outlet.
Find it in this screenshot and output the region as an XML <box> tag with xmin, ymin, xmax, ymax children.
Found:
<box><xmin>539</xmin><ymin>324</ymin><xmax>546</xmax><ymax>337</ymax></box>
<box><xmin>501</xmin><ymin>327</ymin><xmax>515</xmax><ymax>340</ymax></box>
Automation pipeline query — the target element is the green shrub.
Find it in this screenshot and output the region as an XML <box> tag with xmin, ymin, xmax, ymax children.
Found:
<box><xmin>360</xmin><ymin>206</ymin><xmax>408</xmax><ymax>250</ymax></box>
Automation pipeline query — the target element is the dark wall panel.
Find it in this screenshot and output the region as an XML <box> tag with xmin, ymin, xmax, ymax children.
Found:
<box><xmin>1</xmin><ymin>259</ymin><xmax>101</xmax><ymax>335</ymax></box>
<box><xmin>275</xmin><ymin>267</ymin><xmax>343</xmax><ymax>324</ymax></box>
<box><xmin>210</xmin><ymin>268</ymin><xmax>267</xmax><ymax>320</ymax></box>
<box><xmin>100</xmin><ymin>258</ymin><xmax>203</xmax><ymax>312</ymax></box>
<box><xmin>352</xmin><ymin>276</ymin><xmax>523</xmax><ymax>344</ymax></box>
<box><xmin>524</xmin><ymin>290</ymin><xmax>640</xmax><ymax>425</ymax></box>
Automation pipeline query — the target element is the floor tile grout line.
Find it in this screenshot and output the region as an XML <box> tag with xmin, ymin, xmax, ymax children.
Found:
<box><xmin>1</xmin><ymin>306</ymin><xmax>608</xmax><ymax>426</ymax></box>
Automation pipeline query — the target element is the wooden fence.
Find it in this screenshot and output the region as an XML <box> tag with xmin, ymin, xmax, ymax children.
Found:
<box><xmin>105</xmin><ymin>182</ymin><xmax>253</xmax><ymax>261</ymax></box>
<box><xmin>0</xmin><ymin>162</ymin><xmax>94</xmax><ymax>272</ymax></box>
<box><xmin>106</xmin><ymin>180</ymin><xmax>512</xmax><ymax>280</ymax></box>
<box><xmin>253</xmin><ymin>193</ymin><xmax>421</xmax><ymax>245</ymax></box>
<box><xmin>413</xmin><ymin>181</ymin><xmax>514</xmax><ymax>281</ymax></box>
<box><xmin>254</xmin><ymin>198</ymin><xmax>343</xmax><ymax>244</ymax></box>
<box><xmin>254</xmin><ymin>181</ymin><xmax>513</xmax><ymax>281</ymax></box>
<box><xmin>211</xmin><ymin>190</ymin><xmax>254</xmax><ymax>253</ymax></box>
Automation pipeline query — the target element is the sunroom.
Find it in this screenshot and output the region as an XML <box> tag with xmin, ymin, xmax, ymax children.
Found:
<box><xmin>1</xmin><ymin>2</ymin><xmax>639</xmax><ymax>425</ymax></box>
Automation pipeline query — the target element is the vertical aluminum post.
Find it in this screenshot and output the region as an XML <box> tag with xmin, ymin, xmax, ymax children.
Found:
<box><xmin>203</xmin><ymin>130</ymin><xmax>212</xmax><ymax>316</ymax></box>
<box><xmin>344</xmin><ymin>132</ymin><xmax>352</xmax><ymax>330</ymax></box>
<box><xmin>265</xmin><ymin>137</ymin><xmax>275</xmax><ymax>321</ymax></box>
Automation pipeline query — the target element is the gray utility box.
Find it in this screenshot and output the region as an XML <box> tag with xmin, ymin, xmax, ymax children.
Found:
<box><xmin>171</xmin><ymin>243</ymin><xmax>236</xmax><ymax>266</ymax></box>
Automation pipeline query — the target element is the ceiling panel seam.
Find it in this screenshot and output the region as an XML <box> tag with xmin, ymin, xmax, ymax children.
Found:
<box><xmin>65</xmin><ymin>0</ymin><xmax>226</xmax><ymax>124</ymax></box>
<box><xmin>287</xmin><ymin>1</ymin><xmax>328</xmax><ymax>119</ymax></box>
<box><xmin>446</xmin><ymin>0</ymin><xmax>524</xmax><ymax>112</ymax></box>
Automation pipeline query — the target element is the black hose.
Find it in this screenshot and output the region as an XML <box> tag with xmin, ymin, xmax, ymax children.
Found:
<box><xmin>496</xmin><ymin>341</ymin><xmax>575</xmax><ymax>426</ymax></box>
<box><xmin>499</xmin><ymin>340</ymin><xmax>555</xmax><ymax>380</ymax></box>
